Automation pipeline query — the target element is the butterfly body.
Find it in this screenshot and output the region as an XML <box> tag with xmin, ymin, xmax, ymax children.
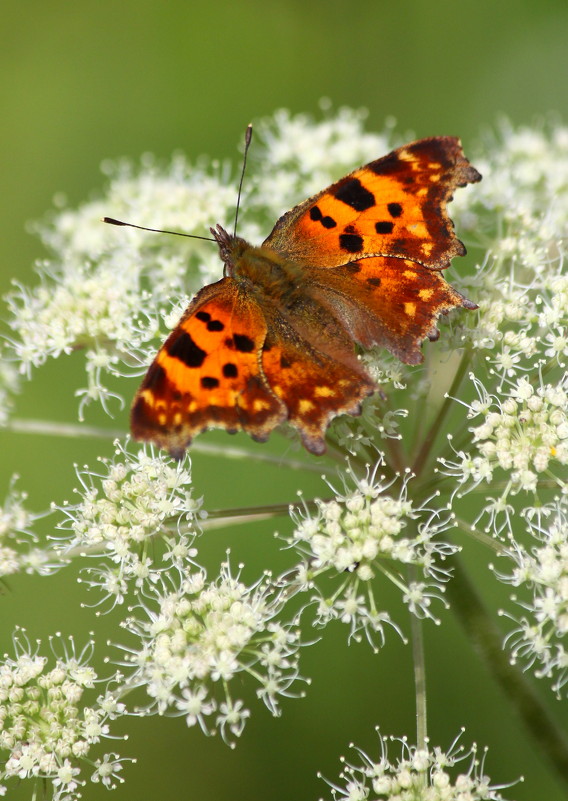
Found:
<box><xmin>130</xmin><ymin>136</ymin><xmax>481</xmax><ymax>458</ymax></box>
<box><xmin>215</xmin><ymin>226</ymin><xmax>307</xmax><ymax>306</ymax></box>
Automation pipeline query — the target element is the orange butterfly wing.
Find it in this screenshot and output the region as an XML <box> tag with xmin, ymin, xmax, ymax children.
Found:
<box><xmin>303</xmin><ymin>256</ymin><xmax>476</xmax><ymax>365</ymax></box>
<box><xmin>259</xmin><ymin>295</ymin><xmax>375</xmax><ymax>454</ymax></box>
<box><xmin>131</xmin><ymin>278</ymin><xmax>286</xmax><ymax>459</ymax></box>
<box><xmin>263</xmin><ymin>137</ymin><xmax>480</xmax><ymax>269</ymax></box>
<box><xmin>262</xmin><ymin>136</ymin><xmax>480</xmax><ymax>365</ymax></box>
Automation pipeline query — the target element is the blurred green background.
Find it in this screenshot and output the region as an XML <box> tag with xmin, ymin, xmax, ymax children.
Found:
<box><xmin>1</xmin><ymin>1</ymin><xmax>568</xmax><ymax>799</ymax></box>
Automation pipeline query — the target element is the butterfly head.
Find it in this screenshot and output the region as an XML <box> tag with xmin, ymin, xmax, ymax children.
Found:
<box><xmin>210</xmin><ymin>224</ymin><xmax>249</xmax><ymax>277</ymax></box>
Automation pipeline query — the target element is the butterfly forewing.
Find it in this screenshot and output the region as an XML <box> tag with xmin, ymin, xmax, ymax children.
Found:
<box><xmin>131</xmin><ymin>278</ymin><xmax>286</xmax><ymax>458</ymax></box>
<box><xmin>262</xmin><ymin>137</ymin><xmax>481</xmax><ymax>270</ymax></box>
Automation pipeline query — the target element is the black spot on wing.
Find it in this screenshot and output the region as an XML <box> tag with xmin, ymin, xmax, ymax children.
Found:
<box><xmin>388</xmin><ymin>202</ymin><xmax>402</xmax><ymax>217</ymax></box>
<box><xmin>207</xmin><ymin>319</ymin><xmax>224</xmax><ymax>332</ymax></box>
<box><xmin>339</xmin><ymin>233</ymin><xmax>364</xmax><ymax>253</ymax></box>
<box><xmin>309</xmin><ymin>205</ymin><xmax>336</xmax><ymax>229</ymax></box>
<box><xmin>366</xmin><ymin>277</ymin><xmax>381</xmax><ymax>287</ymax></box>
<box><xmin>142</xmin><ymin>363</ymin><xmax>167</xmax><ymax>391</ymax></box>
<box><xmin>222</xmin><ymin>363</ymin><xmax>238</xmax><ymax>378</ymax></box>
<box><xmin>334</xmin><ymin>178</ymin><xmax>375</xmax><ymax>211</ymax></box>
<box><xmin>195</xmin><ymin>309</ymin><xmax>224</xmax><ymax>332</ymax></box>
<box><xmin>370</xmin><ymin>153</ymin><xmax>402</xmax><ymax>176</ymax></box>
<box><xmin>375</xmin><ymin>221</ymin><xmax>394</xmax><ymax>234</ymax></box>
<box><xmin>233</xmin><ymin>334</ymin><xmax>255</xmax><ymax>353</ymax></box>
<box><xmin>201</xmin><ymin>376</ymin><xmax>219</xmax><ymax>389</ymax></box>
<box><xmin>168</xmin><ymin>331</ymin><xmax>206</xmax><ymax>368</ymax></box>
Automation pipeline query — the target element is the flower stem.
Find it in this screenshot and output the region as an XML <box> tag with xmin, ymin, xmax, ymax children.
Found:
<box><xmin>8</xmin><ymin>417</ymin><xmax>124</xmax><ymax>440</ymax></box>
<box><xmin>206</xmin><ymin>499</ymin><xmax>320</xmax><ymax>523</ymax></box>
<box><xmin>409</xmin><ymin>565</ymin><xmax>428</xmax><ymax>750</ymax></box>
<box><xmin>453</xmin><ymin>517</ymin><xmax>508</xmax><ymax>554</ymax></box>
<box><xmin>203</xmin><ymin>496</ymin><xmax>333</xmax><ymax>534</ymax></box>
<box><xmin>411</xmin><ymin>350</ymin><xmax>471</xmax><ymax>478</ymax></box>
<box><xmin>7</xmin><ymin>417</ymin><xmax>322</xmax><ymax>471</ymax></box>
<box><xmin>446</xmin><ymin>553</ymin><xmax>568</xmax><ymax>790</ymax></box>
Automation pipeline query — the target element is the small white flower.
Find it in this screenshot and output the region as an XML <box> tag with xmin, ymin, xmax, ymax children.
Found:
<box><xmin>91</xmin><ymin>753</ymin><xmax>130</xmax><ymax>788</ymax></box>
<box><xmin>216</xmin><ymin>699</ymin><xmax>251</xmax><ymax>744</ymax></box>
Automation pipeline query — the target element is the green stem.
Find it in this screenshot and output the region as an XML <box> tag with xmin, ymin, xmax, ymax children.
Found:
<box><xmin>206</xmin><ymin>499</ymin><xmax>320</xmax><ymax>521</ymax></box>
<box><xmin>409</xmin><ymin>567</ymin><xmax>428</xmax><ymax>750</ymax></box>
<box><xmin>8</xmin><ymin>417</ymin><xmax>124</xmax><ymax>440</ymax></box>
<box><xmin>452</xmin><ymin>517</ymin><xmax>507</xmax><ymax>555</ymax></box>
<box><xmin>411</xmin><ymin>350</ymin><xmax>471</xmax><ymax>478</ymax></box>
<box><xmin>7</xmin><ymin>417</ymin><xmax>322</xmax><ymax>472</ymax></box>
<box><xmin>447</xmin><ymin>554</ymin><xmax>568</xmax><ymax>790</ymax></box>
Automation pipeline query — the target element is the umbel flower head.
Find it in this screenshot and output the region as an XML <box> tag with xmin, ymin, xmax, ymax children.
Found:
<box><xmin>54</xmin><ymin>441</ymin><xmax>202</xmax><ymax>607</ymax></box>
<box><xmin>496</xmin><ymin>498</ymin><xmax>568</xmax><ymax>695</ymax></box>
<box><xmin>120</xmin><ymin>560</ymin><xmax>305</xmax><ymax>745</ymax></box>
<box><xmin>289</xmin><ymin>459</ymin><xmax>457</xmax><ymax>647</ymax></box>
<box><xmin>323</xmin><ymin>729</ymin><xmax>516</xmax><ymax>801</ymax></box>
<box><xmin>0</xmin><ymin>630</ymin><xmax>130</xmax><ymax>801</ymax></box>
<box><xmin>440</xmin><ymin>371</ymin><xmax>568</xmax><ymax>497</ymax></box>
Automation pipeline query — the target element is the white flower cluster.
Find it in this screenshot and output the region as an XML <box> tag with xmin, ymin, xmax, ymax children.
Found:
<box><xmin>0</xmin><ymin>631</ymin><xmax>129</xmax><ymax>800</ymax></box>
<box><xmin>121</xmin><ymin>562</ymin><xmax>304</xmax><ymax>744</ymax></box>
<box><xmin>324</xmin><ymin>730</ymin><xmax>514</xmax><ymax>801</ymax></box>
<box><xmin>497</xmin><ymin>499</ymin><xmax>568</xmax><ymax>695</ymax></box>
<box><xmin>0</xmin><ymin>479</ymin><xmax>31</xmax><ymax>577</ymax></box>
<box><xmin>455</xmin><ymin>121</ymin><xmax>568</xmax><ymax>377</ymax></box>
<box><xmin>55</xmin><ymin>442</ymin><xmax>201</xmax><ymax>606</ymax></box>
<box><xmin>463</xmin><ymin>122</ymin><xmax>568</xmax><ymax>261</ymax></box>
<box><xmin>6</xmin><ymin>154</ymin><xmax>236</xmax><ymax>411</ymax></box>
<box><xmin>442</xmin><ymin>373</ymin><xmax>568</xmax><ymax>498</ymax></box>
<box><xmin>290</xmin><ymin>464</ymin><xmax>456</xmax><ymax>644</ymax></box>
<box><xmin>8</xmin><ymin>255</ymin><xmax>143</xmax><ymax>372</ymax></box>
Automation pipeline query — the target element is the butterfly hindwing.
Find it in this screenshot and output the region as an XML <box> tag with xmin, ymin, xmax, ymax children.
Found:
<box><xmin>305</xmin><ymin>256</ymin><xmax>477</xmax><ymax>365</ymax></box>
<box><xmin>260</xmin><ymin>303</ymin><xmax>375</xmax><ymax>454</ymax></box>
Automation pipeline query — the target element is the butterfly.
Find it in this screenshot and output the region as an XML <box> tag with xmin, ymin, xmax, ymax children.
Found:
<box><xmin>128</xmin><ymin>135</ymin><xmax>481</xmax><ymax>458</ymax></box>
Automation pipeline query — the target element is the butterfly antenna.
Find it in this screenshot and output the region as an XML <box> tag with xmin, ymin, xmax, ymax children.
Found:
<box><xmin>233</xmin><ymin>124</ymin><xmax>253</xmax><ymax>237</ymax></box>
<box><xmin>102</xmin><ymin>217</ymin><xmax>216</xmax><ymax>242</ymax></box>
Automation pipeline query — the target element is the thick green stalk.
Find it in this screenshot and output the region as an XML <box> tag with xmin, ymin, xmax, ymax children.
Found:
<box><xmin>447</xmin><ymin>554</ymin><xmax>568</xmax><ymax>791</ymax></box>
<box><xmin>411</xmin><ymin>350</ymin><xmax>471</xmax><ymax>478</ymax></box>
